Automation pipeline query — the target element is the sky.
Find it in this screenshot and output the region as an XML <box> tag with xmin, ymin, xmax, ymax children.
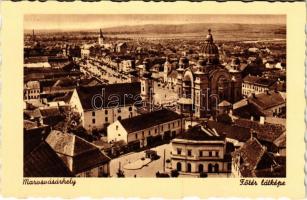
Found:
<box><xmin>24</xmin><ymin>14</ymin><xmax>286</xmax><ymax>30</ymax></box>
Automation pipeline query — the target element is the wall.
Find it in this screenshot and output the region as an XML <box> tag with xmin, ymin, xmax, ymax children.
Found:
<box><xmin>107</xmin><ymin>121</ymin><xmax>128</xmax><ymax>143</ymax></box>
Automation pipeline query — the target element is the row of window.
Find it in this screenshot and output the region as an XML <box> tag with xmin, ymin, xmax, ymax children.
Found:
<box><xmin>92</xmin><ymin>116</ymin><xmax>122</xmax><ymax>124</ymax></box>
<box><xmin>131</xmin><ymin>121</ymin><xmax>180</xmax><ymax>140</ymax></box>
<box><xmin>92</xmin><ymin>107</ymin><xmax>133</xmax><ymax>117</ymax></box>
<box><xmin>26</xmin><ymin>89</ymin><xmax>40</xmax><ymax>94</ymax></box>
<box><xmin>177</xmin><ymin>149</ymin><xmax>220</xmax><ymax>157</ymax></box>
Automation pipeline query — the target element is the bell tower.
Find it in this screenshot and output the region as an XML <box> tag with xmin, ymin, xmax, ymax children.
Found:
<box><xmin>141</xmin><ymin>59</ymin><xmax>154</xmax><ymax>111</ymax></box>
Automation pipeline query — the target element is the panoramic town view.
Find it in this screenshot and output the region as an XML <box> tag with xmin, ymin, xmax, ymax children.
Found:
<box><xmin>23</xmin><ymin>14</ymin><xmax>286</xmax><ymax>178</ymax></box>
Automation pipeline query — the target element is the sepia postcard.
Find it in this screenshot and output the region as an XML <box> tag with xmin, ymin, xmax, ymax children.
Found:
<box><xmin>1</xmin><ymin>1</ymin><xmax>306</xmax><ymax>198</ymax></box>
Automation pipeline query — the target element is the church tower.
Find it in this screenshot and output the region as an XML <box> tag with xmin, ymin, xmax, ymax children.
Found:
<box><xmin>98</xmin><ymin>29</ymin><xmax>104</xmax><ymax>46</ymax></box>
<box><xmin>230</xmin><ymin>58</ymin><xmax>243</xmax><ymax>102</ymax></box>
<box><xmin>141</xmin><ymin>59</ymin><xmax>154</xmax><ymax>111</ymax></box>
<box><xmin>163</xmin><ymin>57</ymin><xmax>172</xmax><ymax>83</ymax></box>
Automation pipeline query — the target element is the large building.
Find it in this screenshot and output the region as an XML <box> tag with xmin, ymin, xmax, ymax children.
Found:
<box><xmin>24</xmin><ymin>81</ymin><xmax>40</xmax><ymax>101</ymax></box>
<box><xmin>171</xmin><ymin>124</ymin><xmax>232</xmax><ymax>175</ymax></box>
<box><xmin>69</xmin><ymin>82</ymin><xmax>141</xmax><ymax>131</ymax></box>
<box><xmin>107</xmin><ymin>109</ymin><xmax>183</xmax><ymax>149</ymax></box>
<box><xmin>176</xmin><ymin>29</ymin><xmax>242</xmax><ymax>118</ymax></box>
<box><xmin>242</xmin><ymin>75</ymin><xmax>279</xmax><ymax>97</ymax></box>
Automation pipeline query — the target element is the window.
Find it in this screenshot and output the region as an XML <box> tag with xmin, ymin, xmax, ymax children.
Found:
<box><xmin>187</xmin><ymin>150</ymin><xmax>192</xmax><ymax>156</ymax></box>
<box><xmin>92</xmin><ymin>111</ymin><xmax>95</xmax><ymax>116</ymax></box>
<box><xmin>177</xmin><ymin>148</ymin><xmax>182</xmax><ymax>155</ymax></box>
<box><xmin>129</xmin><ymin>107</ymin><xmax>132</xmax><ymax>111</ymax></box>
<box><xmin>199</xmin><ymin>150</ymin><xmax>203</xmax><ymax>157</ymax></box>
<box><xmin>117</xmin><ymin>116</ymin><xmax>122</xmax><ymax>121</ymax></box>
<box><xmin>149</xmin><ymin>130</ymin><xmax>151</xmax><ymax>135</ymax></box>
<box><xmin>161</xmin><ymin>126</ymin><xmax>164</xmax><ymax>131</ymax></box>
<box><xmin>216</xmin><ymin>151</ymin><xmax>219</xmax><ymax>157</ymax></box>
<box><xmin>105</xmin><ymin>110</ymin><xmax>108</xmax><ymax>115</ymax></box>
<box><xmin>155</xmin><ymin>129</ymin><xmax>157</xmax><ymax>133</ymax></box>
<box><xmin>209</xmin><ymin>151</ymin><xmax>212</xmax><ymax>157</ymax></box>
<box><xmin>178</xmin><ymin>121</ymin><xmax>180</xmax><ymax>126</ymax></box>
<box><xmin>92</xmin><ymin>119</ymin><xmax>96</xmax><ymax>124</ymax></box>
<box><xmin>116</xmin><ymin>125</ymin><xmax>118</xmax><ymax>131</ymax></box>
<box><xmin>105</xmin><ymin>117</ymin><xmax>108</xmax><ymax>122</ymax></box>
<box><xmin>118</xmin><ymin>108</ymin><xmax>121</xmax><ymax>113</ymax></box>
<box><xmin>173</xmin><ymin>122</ymin><xmax>175</xmax><ymax>128</ymax></box>
<box><xmin>135</xmin><ymin>134</ymin><xmax>138</xmax><ymax>139</ymax></box>
<box><xmin>142</xmin><ymin>131</ymin><xmax>144</xmax><ymax>137</ymax></box>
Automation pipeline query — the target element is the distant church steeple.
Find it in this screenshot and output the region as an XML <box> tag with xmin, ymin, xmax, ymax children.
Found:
<box><xmin>32</xmin><ymin>29</ymin><xmax>36</xmax><ymax>41</ymax></box>
<box><xmin>98</xmin><ymin>29</ymin><xmax>104</xmax><ymax>46</ymax></box>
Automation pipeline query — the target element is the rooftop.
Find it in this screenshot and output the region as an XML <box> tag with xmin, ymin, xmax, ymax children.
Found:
<box><xmin>46</xmin><ymin>130</ymin><xmax>111</xmax><ymax>174</ymax></box>
<box><xmin>76</xmin><ymin>82</ymin><xmax>141</xmax><ymax>111</ymax></box>
<box><xmin>176</xmin><ymin>124</ymin><xmax>225</xmax><ymax>141</ymax></box>
<box><xmin>120</xmin><ymin>109</ymin><xmax>181</xmax><ymax>133</ymax></box>
<box><xmin>24</xmin><ymin>142</ymin><xmax>74</xmax><ymax>177</ymax></box>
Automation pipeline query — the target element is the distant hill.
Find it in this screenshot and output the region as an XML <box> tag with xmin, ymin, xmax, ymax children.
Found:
<box><xmin>24</xmin><ymin>23</ymin><xmax>286</xmax><ymax>41</ymax></box>
<box><xmin>100</xmin><ymin>23</ymin><xmax>285</xmax><ymax>35</ymax></box>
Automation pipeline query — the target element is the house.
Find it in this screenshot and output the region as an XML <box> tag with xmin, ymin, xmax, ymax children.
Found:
<box><xmin>69</xmin><ymin>82</ymin><xmax>141</xmax><ymax>131</ymax></box>
<box><xmin>107</xmin><ymin>109</ymin><xmax>183</xmax><ymax>149</ymax></box>
<box><xmin>171</xmin><ymin>124</ymin><xmax>232</xmax><ymax>175</ymax></box>
<box><xmin>24</xmin><ymin>141</ymin><xmax>74</xmax><ymax>177</ymax></box>
<box><xmin>233</xmin><ymin>91</ymin><xmax>286</xmax><ymax>119</ymax></box>
<box><xmin>116</xmin><ymin>42</ymin><xmax>128</xmax><ymax>54</ymax></box>
<box><xmin>46</xmin><ymin>130</ymin><xmax>111</xmax><ymax>177</ymax></box>
<box><xmin>242</xmin><ymin>75</ymin><xmax>277</xmax><ymax>97</ymax></box>
<box><xmin>24</xmin><ymin>81</ymin><xmax>40</xmax><ymax>101</ymax></box>
<box><xmin>232</xmin><ymin>137</ymin><xmax>285</xmax><ymax>177</ymax></box>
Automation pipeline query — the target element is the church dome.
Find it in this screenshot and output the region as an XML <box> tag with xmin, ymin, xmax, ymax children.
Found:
<box><xmin>200</xmin><ymin>29</ymin><xmax>219</xmax><ymax>64</ymax></box>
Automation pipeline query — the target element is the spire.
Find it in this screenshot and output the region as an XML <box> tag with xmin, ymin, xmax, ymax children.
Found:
<box><xmin>32</xmin><ymin>29</ymin><xmax>35</xmax><ymax>41</ymax></box>
<box><xmin>100</xmin><ymin>29</ymin><xmax>103</xmax><ymax>38</ymax></box>
<box><xmin>206</xmin><ymin>28</ymin><xmax>213</xmax><ymax>43</ymax></box>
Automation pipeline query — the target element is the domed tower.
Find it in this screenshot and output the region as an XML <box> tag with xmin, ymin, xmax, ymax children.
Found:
<box><xmin>194</xmin><ymin>58</ymin><xmax>210</xmax><ymax>118</ymax></box>
<box><xmin>200</xmin><ymin>29</ymin><xmax>219</xmax><ymax>65</ymax></box>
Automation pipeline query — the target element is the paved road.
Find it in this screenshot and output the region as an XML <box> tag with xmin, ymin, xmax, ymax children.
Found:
<box><xmin>109</xmin><ymin>143</ymin><xmax>172</xmax><ymax>177</ymax></box>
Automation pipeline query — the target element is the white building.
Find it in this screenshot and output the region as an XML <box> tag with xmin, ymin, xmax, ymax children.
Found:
<box><xmin>107</xmin><ymin>109</ymin><xmax>183</xmax><ymax>149</ymax></box>
<box><xmin>24</xmin><ymin>81</ymin><xmax>40</xmax><ymax>101</ymax></box>
<box><xmin>171</xmin><ymin>124</ymin><xmax>232</xmax><ymax>175</ymax></box>
<box><xmin>69</xmin><ymin>82</ymin><xmax>141</xmax><ymax>132</ymax></box>
<box><xmin>242</xmin><ymin>75</ymin><xmax>277</xmax><ymax>97</ymax></box>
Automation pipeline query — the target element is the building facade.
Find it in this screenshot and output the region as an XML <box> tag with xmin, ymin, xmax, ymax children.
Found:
<box><xmin>171</xmin><ymin>124</ymin><xmax>232</xmax><ymax>175</ymax></box>
<box><xmin>107</xmin><ymin>109</ymin><xmax>183</xmax><ymax>149</ymax></box>
<box><xmin>69</xmin><ymin>82</ymin><xmax>141</xmax><ymax>131</ymax></box>
<box><xmin>176</xmin><ymin>29</ymin><xmax>242</xmax><ymax>118</ymax></box>
<box><xmin>24</xmin><ymin>81</ymin><xmax>40</xmax><ymax>101</ymax></box>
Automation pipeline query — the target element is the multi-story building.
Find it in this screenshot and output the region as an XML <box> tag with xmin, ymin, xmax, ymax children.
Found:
<box><xmin>171</xmin><ymin>124</ymin><xmax>232</xmax><ymax>175</ymax></box>
<box><xmin>242</xmin><ymin>75</ymin><xmax>277</xmax><ymax>97</ymax></box>
<box><xmin>24</xmin><ymin>81</ymin><xmax>40</xmax><ymax>101</ymax></box>
<box><xmin>69</xmin><ymin>82</ymin><xmax>141</xmax><ymax>132</ymax></box>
